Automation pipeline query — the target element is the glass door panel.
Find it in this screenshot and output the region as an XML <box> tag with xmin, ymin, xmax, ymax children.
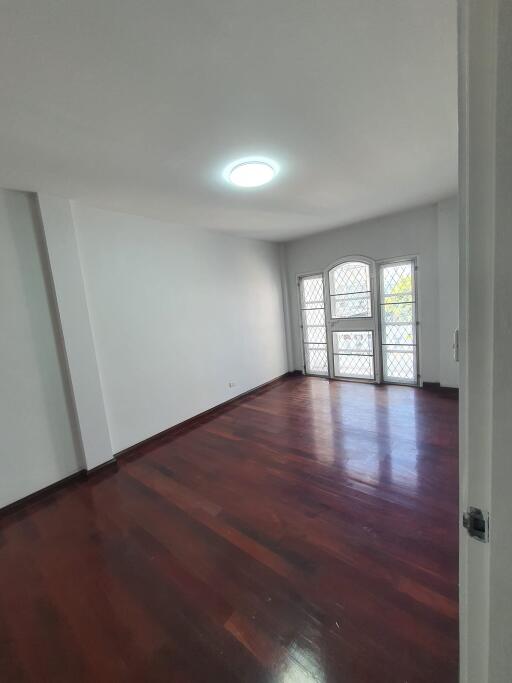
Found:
<box><xmin>328</xmin><ymin>261</ymin><xmax>372</xmax><ymax>318</ymax></box>
<box><xmin>379</xmin><ymin>260</ymin><xmax>418</xmax><ymax>384</ymax></box>
<box><xmin>327</xmin><ymin>259</ymin><xmax>380</xmax><ymax>383</ymax></box>
<box><xmin>299</xmin><ymin>274</ymin><xmax>328</xmax><ymax>376</ymax></box>
<box><xmin>332</xmin><ymin>330</ymin><xmax>375</xmax><ymax>380</ymax></box>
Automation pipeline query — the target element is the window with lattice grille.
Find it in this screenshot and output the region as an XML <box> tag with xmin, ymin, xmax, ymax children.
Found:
<box><xmin>299</xmin><ymin>275</ymin><xmax>328</xmax><ymax>376</ymax></box>
<box><xmin>298</xmin><ymin>258</ymin><xmax>418</xmax><ymax>385</ymax></box>
<box><xmin>379</xmin><ymin>260</ymin><xmax>417</xmax><ymax>384</ymax></box>
<box><xmin>328</xmin><ymin>261</ymin><xmax>371</xmax><ymax>318</ymax></box>
<box><xmin>332</xmin><ymin>330</ymin><xmax>375</xmax><ymax>380</ymax></box>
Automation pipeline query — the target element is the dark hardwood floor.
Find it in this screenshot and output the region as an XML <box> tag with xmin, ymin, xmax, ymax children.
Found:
<box><xmin>0</xmin><ymin>376</ymin><xmax>459</xmax><ymax>682</ymax></box>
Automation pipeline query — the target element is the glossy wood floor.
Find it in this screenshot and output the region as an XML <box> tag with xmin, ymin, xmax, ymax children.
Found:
<box><xmin>0</xmin><ymin>376</ymin><xmax>459</xmax><ymax>683</ymax></box>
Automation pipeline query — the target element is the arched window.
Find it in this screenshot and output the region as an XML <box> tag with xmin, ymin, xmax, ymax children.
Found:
<box><xmin>328</xmin><ymin>261</ymin><xmax>371</xmax><ymax>318</ymax></box>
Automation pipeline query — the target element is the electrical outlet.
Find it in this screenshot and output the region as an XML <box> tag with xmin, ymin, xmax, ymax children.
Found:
<box><xmin>228</xmin><ymin>381</ymin><xmax>236</xmax><ymax>388</ymax></box>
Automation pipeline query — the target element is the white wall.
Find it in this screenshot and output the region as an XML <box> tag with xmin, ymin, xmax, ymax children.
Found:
<box><xmin>0</xmin><ymin>190</ymin><xmax>81</xmax><ymax>508</ymax></box>
<box><xmin>73</xmin><ymin>203</ymin><xmax>289</xmax><ymax>453</ymax></box>
<box><xmin>283</xmin><ymin>201</ymin><xmax>459</xmax><ymax>386</ymax></box>
<box><xmin>38</xmin><ymin>194</ymin><xmax>113</xmax><ymax>470</ymax></box>
<box><xmin>438</xmin><ymin>196</ymin><xmax>460</xmax><ymax>388</ymax></box>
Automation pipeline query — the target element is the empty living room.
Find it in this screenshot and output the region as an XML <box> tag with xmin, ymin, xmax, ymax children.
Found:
<box><xmin>1</xmin><ymin>1</ymin><xmax>512</xmax><ymax>682</ymax></box>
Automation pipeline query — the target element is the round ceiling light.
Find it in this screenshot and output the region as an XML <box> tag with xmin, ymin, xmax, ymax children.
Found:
<box><xmin>228</xmin><ymin>160</ymin><xmax>276</xmax><ymax>188</ymax></box>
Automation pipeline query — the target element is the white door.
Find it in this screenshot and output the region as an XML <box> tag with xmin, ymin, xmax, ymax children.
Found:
<box><xmin>326</xmin><ymin>258</ymin><xmax>380</xmax><ymax>382</ymax></box>
<box><xmin>298</xmin><ymin>274</ymin><xmax>328</xmax><ymax>376</ymax></box>
<box><xmin>459</xmin><ymin>2</ymin><xmax>512</xmax><ymax>682</ymax></box>
<box><xmin>378</xmin><ymin>259</ymin><xmax>418</xmax><ymax>385</ymax></box>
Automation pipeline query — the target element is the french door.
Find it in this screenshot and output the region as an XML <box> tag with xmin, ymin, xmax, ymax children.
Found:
<box><xmin>327</xmin><ymin>258</ymin><xmax>380</xmax><ymax>382</ymax></box>
<box><xmin>378</xmin><ymin>259</ymin><xmax>418</xmax><ymax>384</ymax></box>
<box><xmin>299</xmin><ymin>257</ymin><xmax>418</xmax><ymax>385</ymax></box>
<box><xmin>298</xmin><ymin>274</ymin><xmax>328</xmax><ymax>376</ymax></box>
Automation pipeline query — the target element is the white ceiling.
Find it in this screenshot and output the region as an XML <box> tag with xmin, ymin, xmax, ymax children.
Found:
<box><xmin>0</xmin><ymin>0</ymin><xmax>457</xmax><ymax>241</ymax></box>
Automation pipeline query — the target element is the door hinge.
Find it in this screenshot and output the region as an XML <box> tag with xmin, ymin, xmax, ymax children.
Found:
<box><xmin>463</xmin><ymin>506</ymin><xmax>489</xmax><ymax>543</ymax></box>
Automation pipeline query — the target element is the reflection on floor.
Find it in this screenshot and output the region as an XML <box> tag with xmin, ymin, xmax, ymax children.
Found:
<box><xmin>0</xmin><ymin>375</ymin><xmax>458</xmax><ymax>682</ymax></box>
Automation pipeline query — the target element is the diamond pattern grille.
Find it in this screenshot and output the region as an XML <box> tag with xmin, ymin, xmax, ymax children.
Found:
<box><xmin>304</xmin><ymin>325</ymin><xmax>326</xmax><ymax>344</ymax></box>
<box><xmin>333</xmin><ymin>331</ymin><xmax>374</xmax><ymax>379</ymax></box>
<box><xmin>380</xmin><ymin>262</ymin><xmax>416</xmax><ymax>383</ymax></box>
<box><xmin>303</xmin><ymin>308</ymin><xmax>325</xmax><ymax>327</ymax></box>
<box><xmin>302</xmin><ymin>276</ymin><xmax>324</xmax><ymax>308</ymax></box>
<box><xmin>383</xmin><ymin>347</ymin><xmax>415</xmax><ymax>381</ymax></box>
<box><xmin>329</xmin><ymin>262</ymin><xmax>371</xmax><ymax>318</ymax></box>
<box><xmin>300</xmin><ymin>275</ymin><xmax>328</xmax><ymax>375</ymax></box>
<box><xmin>300</xmin><ymin>261</ymin><xmax>418</xmax><ymax>383</ymax></box>
<box><xmin>330</xmin><ymin>262</ymin><xmax>370</xmax><ymax>295</ymax></box>
<box><xmin>305</xmin><ymin>345</ymin><xmax>328</xmax><ymax>374</ymax></box>
<box><xmin>382</xmin><ymin>263</ymin><xmax>413</xmax><ymax>303</ymax></box>
<box><xmin>331</xmin><ymin>292</ymin><xmax>371</xmax><ymax>318</ymax></box>
<box><xmin>382</xmin><ymin>303</ymin><xmax>414</xmax><ymax>324</ymax></box>
<box><xmin>383</xmin><ymin>324</ymin><xmax>414</xmax><ymax>345</ymax></box>
<box><xmin>334</xmin><ymin>353</ymin><xmax>374</xmax><ymax>379</ymax></box>
<box><xmin>333</xmin><ymin>331</ymin><xmax>373</xmax><ymax>355</ymax></box>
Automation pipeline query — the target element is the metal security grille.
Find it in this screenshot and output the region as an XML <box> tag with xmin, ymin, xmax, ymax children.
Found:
<box><xmin>332</xmin><ymin>330</ymin><xmax>375</xmax><ymax>380</ymax></box>
<box><xmin>379</xmin><ymin>260</ymin><xmax>417</xmax><ymax>384</ymax></box>
<box><xmin>299</xmin><ymin>275</ymin><xmax>328</xmax><ymax>376</ymax></box>
<box><xmin>329</xmin><ymin>261</ymin><xmax>372</xmax><ymax>318</ymax></box>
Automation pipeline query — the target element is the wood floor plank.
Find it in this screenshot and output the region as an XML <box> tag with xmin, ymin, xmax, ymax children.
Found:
<box><xmin>0</xmin><ymin>376</ymin><xmax>458</xmax><ymax>682</ymax></box>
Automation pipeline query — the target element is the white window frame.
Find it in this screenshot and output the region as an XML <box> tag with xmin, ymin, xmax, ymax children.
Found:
<box><xmin>297</xmin><ymin>272</ymin><xmax>328</xmax><ymax>377</ymax></box>
<box><xmin>376</xmin><ymin>256</ymin><xmax>420</xmax><ymax>387</ymax></box>
<box><xmin>331</xmin><ymin>329</ymin><xmax>376</xmax><ymax>381</ymax></box>
<box><xmin>327</xmin><ymin>258</ymin><xmax>374</xmax><ymax>321</ymax></box>
<box><xmin>325</xmin><ymin>255</ymin><xmax>381</xmax><ymax>383</ymax></box>
<box><xmin>296</xmin><ymin>255</ymin><xmax>421</xmax><ymax>387</ymax></box>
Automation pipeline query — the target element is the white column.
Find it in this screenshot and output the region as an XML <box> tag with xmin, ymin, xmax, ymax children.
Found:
<box><xmin>37</xmin><ymin>193</ymin><xmax>113</xmax><ymax>470</ymax></box>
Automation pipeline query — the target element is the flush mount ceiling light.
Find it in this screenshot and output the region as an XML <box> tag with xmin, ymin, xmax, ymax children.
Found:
<box><xmin>225</xmin><ymin>159</ymin><xmax>277</xmax><ymax>188</ymax></box>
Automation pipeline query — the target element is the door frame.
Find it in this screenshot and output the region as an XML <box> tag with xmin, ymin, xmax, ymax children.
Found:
<box><xmin>323</xmin><ymin>255</ymin><xmax>381</xmax><ymax>383</ymax></box>
<box><xmin>375</xmin><ymin>255</ymin><xmax>420</xmax><ymax>388</ymax></box>
<box><xmin>457</xmin><ymin>1</ymin><xmax>503</xmax><ymax>681</ymax></box>
<box><xmin>297</xmin><ymin>255</ymin><xmax>421</xmax><ymax>387</ymax></box>
<box><xmin>297</xmin><ymin>271</ymin><xmax>329</xmax><ymax>378</ymax></box>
